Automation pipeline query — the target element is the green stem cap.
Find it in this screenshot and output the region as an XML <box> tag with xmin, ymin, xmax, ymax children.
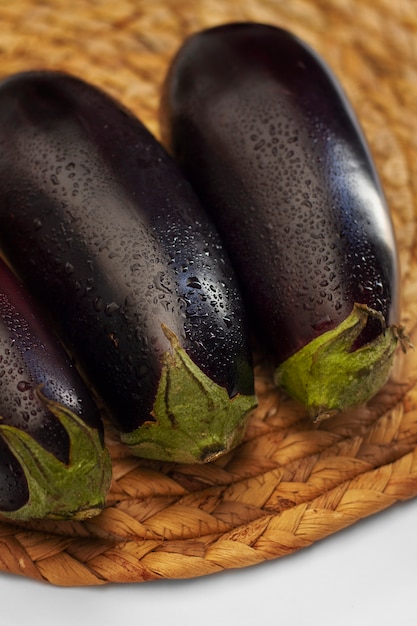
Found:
<box><xmin>275</xmin><ymin>303</ymin><xmax>410</xmax><ymax>422</ymax></box>
<box><xmin>121</xmin><ymin>326</ymin><xmax>257</xmax><ymax>463</ymax></box>
<box><xmin>0</xmin><ymin>389</ymin><xmax>112</xmax><ymax>521</ymax></box>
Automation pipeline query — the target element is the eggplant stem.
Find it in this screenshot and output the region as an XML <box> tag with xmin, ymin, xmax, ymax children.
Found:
<box><xmin>275</xmin><ymin>303</ymin><xmax>407</xmax><ymax>421</ymax></box>
<box><xmin>121</xmin><ymin>327</ymin><xmax>257</xmax><ymax>463</ymax></box>
<box><xmin>0</xmin><ymin>388</ymin><xmax>111</xmax><ymax>521</ymax></box>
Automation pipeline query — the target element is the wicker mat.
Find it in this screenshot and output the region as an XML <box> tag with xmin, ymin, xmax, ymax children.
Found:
<box><xmin>0</xmin><ymin>0</ymin><xmax>416</xmax><ymax>586</ymax></box>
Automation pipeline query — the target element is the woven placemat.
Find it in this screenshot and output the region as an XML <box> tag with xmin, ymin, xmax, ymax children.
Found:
<box><xmin>0</xmin><ymin>0</ymin><xmax>416</xmax><ymax>586</ymax></box>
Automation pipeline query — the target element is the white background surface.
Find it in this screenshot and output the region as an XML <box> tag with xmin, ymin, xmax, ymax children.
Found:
<box><xmin>1</xmin><ymin>495</ymin><xmax>416</xmax><ymax>626</ymax></box>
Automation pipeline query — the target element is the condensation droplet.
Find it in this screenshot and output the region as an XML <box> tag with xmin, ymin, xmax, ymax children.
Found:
<box><xmin>186</xmin><ymin>277</ymin><xmax>202</xmax><ymax>289</ymax></box>
<box><xmin>105</xmin><ymin>302</ymin><xmax>120</xmax><ymax>316</ymax></box>
<box><xmin>17</xmin><ymin>381</ymin><xmax>32</xmax><ymax>392</ymax></box>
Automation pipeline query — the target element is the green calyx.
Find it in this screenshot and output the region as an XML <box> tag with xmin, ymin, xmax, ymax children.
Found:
<box><xmin>0</xmin><ymin>389</ymin><xmax>112</xmax><ymax>521</ymax></box>
<box><xmin>275</xmin><ymin>303</ymin><xmax>409</xmax><ymax>422</ymax></box>
<box><xmin>121</xmin><ymin>326</ymin><xmax>257</xmax><ymax>463</ymax></box>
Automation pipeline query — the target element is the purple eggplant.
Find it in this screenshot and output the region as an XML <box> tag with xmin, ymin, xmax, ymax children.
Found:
<box><xmin>0</xmin><ymin>257</ymin><xmax>111</xmax><ymax>520</ymax></box>
<box><xmin>0</xmin><ymin>70</ymin><xmax>256</xmax><ymax>463</ymax></box>
<box><xmin>160</xmin><ymin>22</ymin><xmax>408</xmax><ymax>420</ymax></box>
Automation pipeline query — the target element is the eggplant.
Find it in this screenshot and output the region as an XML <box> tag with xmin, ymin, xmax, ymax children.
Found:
<box><xmin>0</xmin><ymin>70</ymin><xmax>256</xmax><ymax>463</ymax></box>
<box><xmin>0</xmin><ymin>257</ymin><xmax>111</xmax><ymax>521</ymax></box>
<box><xmin>160</xmin><ymin>22</ymin><xmax>408</xmax><ymax>420</ymax></box>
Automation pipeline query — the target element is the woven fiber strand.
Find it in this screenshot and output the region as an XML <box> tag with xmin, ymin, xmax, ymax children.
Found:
<box><xmin>0</xmin><ymin>0</ymin><xmax>416</xmax><ymax>586</ymax></box>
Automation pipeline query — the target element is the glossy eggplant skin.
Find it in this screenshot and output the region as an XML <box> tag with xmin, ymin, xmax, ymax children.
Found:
<box><xmin>0</xmin><ymin>257</ymin><xmax>110</xmax><ymax>520</ymax></box>
<box><xmin>160</xmin><ymin>23</ymin><xmax>402</xmax><ymax>417</ymax></box>
<box><xmin>0</xmin><ymin>70</ymin><xmax>255</xmax><ymax>462</ymax></box>
<box><xmin>161</xmin><ymin>23</ymin><xmax>408</xmax><ymax>420</ymax></box>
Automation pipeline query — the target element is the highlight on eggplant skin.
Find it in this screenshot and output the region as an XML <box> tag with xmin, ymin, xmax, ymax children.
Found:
<box><xmin>160</xmin><ymin>22</ymin><xmax>409</xmax><ymax>420</ymax></box>
<box><xmin>0</xmin><ymin>257</ymin><xmax>111</xmax><ymax>521</ymax></box>
<box><xmin>0</xmin><ymin>70</ymin><xmax>256</xmax><ymax>463</ymax></box>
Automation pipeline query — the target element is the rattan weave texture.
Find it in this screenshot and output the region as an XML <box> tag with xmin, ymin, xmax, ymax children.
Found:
<box><xmin>0</xmin><ymin>0</ymin><xmax>416</xmax><ymax>586</ymax></box>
